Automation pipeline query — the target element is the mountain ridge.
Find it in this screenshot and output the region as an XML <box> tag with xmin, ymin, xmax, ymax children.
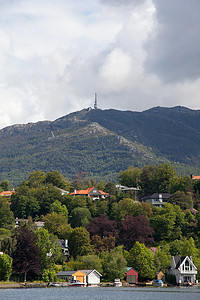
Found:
<box><xmin>0</xmin><ymin>106</ymin><xmax>200</xmax><ymax>184</ymax></box>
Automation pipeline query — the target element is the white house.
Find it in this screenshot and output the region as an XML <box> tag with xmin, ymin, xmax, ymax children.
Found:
<box><xmin>56</xmin><ymin>269</ymin><xmax>102</xmax><ymax>286</ymax></box>
<box><xmin>168</xmin><ymin>256</ymin><xmax>198</xmax><ymax>285</ymax></box>
<box><xmin>80</xmin><ymin>269</ymin><xmax>102</xmax><ymax>286</ymax></box>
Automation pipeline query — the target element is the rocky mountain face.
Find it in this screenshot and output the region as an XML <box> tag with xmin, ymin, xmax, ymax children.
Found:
<box><xmin>0</xmin><ymin>106</ymin><xmax>200</xmax><ymax>184</ymax></box>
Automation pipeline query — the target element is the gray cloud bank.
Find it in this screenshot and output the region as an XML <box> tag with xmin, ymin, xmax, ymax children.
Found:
<box><xmin>146</xmin><ymin>0</ymin><xmax>200</xmax><ymax>82</ymax></box>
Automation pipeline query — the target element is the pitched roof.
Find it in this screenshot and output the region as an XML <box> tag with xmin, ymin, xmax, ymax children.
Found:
<box><xmin>174</xmin><ymin>256</ymin><xmax>185</xmax><ymax>268</ymax></box>
<box><xmin>141</xmin><ymin>193</ymin><xmax>171</xmax><ymax>201</ymax></box>
<box><xmin>79</xmin><ymin>269</ymin><xmax>102</xmax><ymax>276</ymax></box>
<box><xmin>0</xmin><ymin>190</ymin><xmax>15</xmax><ymax>197</ymax></box>
<box><xmin>56</xmin><ymin>271</ymin><xmax>75</xmax><ymax>276</ymax></box>
<box><xmin>192</xmin><ymin>175</ymin><xmax>200</xmax><ymax>180</ymax></box>
<box><xmin>70</xmin><ymin>187</ymin><xmax>109</xmax><ymax>196</ymax></box>
<box><xmin>149</xmin><ymin>193</ymin><xmax>172</xmax><ymax>199</ymax></box>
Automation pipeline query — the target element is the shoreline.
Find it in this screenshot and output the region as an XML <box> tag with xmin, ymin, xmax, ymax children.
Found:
<box><xmin>0</xmin><ymin>282</ymin><xmax>199</xmax><ymax>289</ymax></box>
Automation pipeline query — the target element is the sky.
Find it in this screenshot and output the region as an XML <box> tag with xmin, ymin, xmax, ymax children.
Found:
<box><xmin>0</xmin><ymin>0</ymin><xmax>200</xmax><ymax>128</ymax></box>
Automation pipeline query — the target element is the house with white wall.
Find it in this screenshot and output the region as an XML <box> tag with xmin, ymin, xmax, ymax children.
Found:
<box><xmin>168</xmin><ymin>256</ymin><xmax>197</xmax><ymax>285</ymax></box>
<box><xmin>79</xmin><ymin>269</ymin><xmax>102</xmax><ymax>286</ymax></box>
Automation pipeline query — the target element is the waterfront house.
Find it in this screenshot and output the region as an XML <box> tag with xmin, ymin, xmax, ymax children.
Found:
<box><xmin>56</xmin><ymin>270</ymin><xmax>87</xmax><ymax>284</ymax></box>
<box><xmin>56</xmin><ymin>270</ymin><xmax>75</xmax><ymax>282</ymax></box>
<box><xmin>168</xmin><ymin>256</ymin><xmax>197</xmax><ymax>285</ymax></box>
<box><xmin>126</xmin><ymin>268</ymin><xmax>138</xmax><ymax>284</ymax></box>
<box><xmin>79</xmin><ymin>269</ymin><xmax>102</xmax><ymax>286</ymax></box>
<box><xmin>56</xmin><ymin>269</ymin><xmax>101</xmax><ymax>285</ymax></box>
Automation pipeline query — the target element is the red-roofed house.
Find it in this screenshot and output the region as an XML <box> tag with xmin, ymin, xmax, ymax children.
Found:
<box><xmin>70</xmin><ymin>186</ymin><xmax>109</xmax><ymax>200</ymax></box>
<box><xmin>0</xmin><ymin>190</ymin><xmax>15</xmax><ymax>200</ymax></box>
<box><xmin>191</xmin><ymin>174</ymin><xmax>200</xmax><ymax>180</ymax></box>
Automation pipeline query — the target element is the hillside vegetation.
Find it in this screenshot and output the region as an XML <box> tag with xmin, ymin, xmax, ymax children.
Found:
<box><xmin>0</xmin><ymin>106</ymin><xmax>200</xmax><ymax>184</ymax></box>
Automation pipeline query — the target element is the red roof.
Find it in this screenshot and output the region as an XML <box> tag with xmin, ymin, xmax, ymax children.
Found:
<box><xmin>192</xmin><ymin>175</ymin><xmax>200</xmax><ymax>180</ymax></box>
<box><xmin>0</xmin><ymin>190</ymin><xmax>15</xmax><ymax>197</ymax></box>
<box><xmin>70</xmin><ymin>186</ymin><xmax>109</xmax><ymax>196</ymax></box>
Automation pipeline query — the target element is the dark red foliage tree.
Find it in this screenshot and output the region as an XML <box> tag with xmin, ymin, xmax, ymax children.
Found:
<box><xmin>12</xmin><ymin>227</ymin><xmax>41</xmax><ymax>282</ymax></box>
<box><xmin>119</xmin><ymin>214</ymin><xmax>154</xmax><ymax>250</ymax></box>
<box><xmin>87</xmin><ymin>214</ymin><xmax>119</xmax><ymax>238</ymax></box>
<box><xmin>91</xmin><ymin>235</ymin><xmax>116</xmax><ymax>254</ymax></box>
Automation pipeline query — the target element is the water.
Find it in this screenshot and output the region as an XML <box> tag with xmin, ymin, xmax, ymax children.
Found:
<box><xmin>0</xmin><ymin>286</ymin><xmax>199</xmax><ymax>300</ymax></box>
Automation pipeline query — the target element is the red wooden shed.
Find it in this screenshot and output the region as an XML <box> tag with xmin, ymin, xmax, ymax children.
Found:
<box><xmin>126</xmin><ymin>268</ymin><xmax>138</xmax><ymax>284</ymax></box>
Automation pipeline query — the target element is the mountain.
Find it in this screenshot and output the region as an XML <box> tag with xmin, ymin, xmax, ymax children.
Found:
<box><xmin>0</xmin><ymin>106</ymin><xmax>200</xmax><ymax>184</ymax></box>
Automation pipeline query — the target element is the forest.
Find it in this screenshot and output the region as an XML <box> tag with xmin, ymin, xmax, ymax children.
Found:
<box><xmin>0</xmin><ymin>163</ymin><xmax>200</xmax><ymax>283</ymax></box>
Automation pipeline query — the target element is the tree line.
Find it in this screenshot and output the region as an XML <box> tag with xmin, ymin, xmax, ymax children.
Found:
<box><xmin>0</xmin><ymin>164</ymin><xmax>200</xmax><ymax>282</ymax></box>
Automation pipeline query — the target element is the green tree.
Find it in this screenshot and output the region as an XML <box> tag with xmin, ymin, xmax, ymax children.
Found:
<box><xmin>172</xmin><ymin>175</ymin><xmax>193</xmax><ymax>193</ymax></box>
<box><xmin>154</xmin><ymin>245</ymin><xmax>171</xmax><ymax>272</ymax></box>
<box><xmin>46</xmin><ymin>170</ymin><xmax>71</xmax><ymax>190</ymax></box>
<box><xmin>35</xmin><ymin>228</ymin><xmax>63</xmax><ymax>270</ymax></box>
<box><xmin>94</xmin><ymin>199</ymin><xmax>108</xmax><ymax>216</ymax></box>
<box><xmin>70</xmin><ymin>207</ymin><xmax>91</xmax><ymax>228</ymax></box>
<box><xmin>168</xmin><ymin>191</ymin><xmax>193</xmax><ymax>210</ymax></box>
<box><xmin>118</xmin><ymin>166</ymin><xmax>142</xmax><ymax>188</ymax></box>
<box><xmin>111</xmin><ymin>198</ymin><xmax>135</xmax><ymax>221</ymax></box>
<box><xmin>35</xmin><ymin>228</ymin><xmax>52</xmax><ymax>270</ymax></box>
<box><xmin>69</xmin><ymin>196</ymin><xmax>87</xmax><ymax>212</ymax></box>
<box><xmin>169</xmin><ymin>239</ymin><xmax>185</xmax><ymax>256</ymax></box>
<box><xmin>0</xmin><ymin>180</ymin><xmax>10</xmax><ymax>191</ymax></box>
<box><xmin>150</xmin><ymin>204</ymin><xmax>177</xmax><ymax>242</ymax></box>
<box><xmin>128</xmin><ymin>242</ymin><xmax>156</xmax><ymax>280</ymax></box>
<box><xmin>11</xmin><ymin>194</ymin><xmax>40</xmax><ymax>218</ymax></box>
<box><xmin>104</xmin><ymin>182</ymin><xmax>117</xmax><ymax>195</ymax></box>
<box><xmin>0</xmin><ymin>253</ymin><xmax>12</xmax><ymax>281</ymax></box>
<box><xmin>152</xmin><ymin>163</ymin><xmax>178</xmax><ymax>193</ymax></box>
<box><xmin>0</xmin><ymin>228</ymin><xmax>11</xmax><ymax>244</ymax></box>
<box><xmin>56</xmin><ymin>224</ymin><xmax>73</xmax><ymax>240</ymax></box>
<box><xmin>28</xmin><ymin>171</ymin><xmax>47</xmax><ymax>188</ymax></box>
<box><xmin>68</xmin><ymin>227</ymin><xmax>94</xmax><ymax>259</ymax></box>
<box><xmin>102</xmin><ymin>246</ymin><xmax>127</xmax><ymax>281</ymax></box>
<box><xmin>35</xmin><ymin>184</ymin><xmax>64</xmax><ymax>216</ymax></box>
<box><xmin>44</xmin><ymin>212</ymin><xmax>68</xmax><ymax>236</ymax></box>
<box><xmin>50</xmin><ymin>200</ymin><xmax>68</xmax><ymax>217</ymax></box>
<box><xmin>140</xmin><ymin>165</ymin><xmax>154</xmax><ymax>196</ymax></box>
<box><xmin>77</xmin><ymin>254</ymin><xmax>103</xmax><ymax>274</ymax></box>
<box><xmin>0</xmin><ymin>201</ymin><xmax>15</xmax><ymax>229</ymax></box>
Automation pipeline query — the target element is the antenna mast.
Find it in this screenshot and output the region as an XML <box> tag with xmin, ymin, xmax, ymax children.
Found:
<box><xmin>94</xmin><ymin>93</ymin><xmax>98</xmax><ymax>109</ymax></box>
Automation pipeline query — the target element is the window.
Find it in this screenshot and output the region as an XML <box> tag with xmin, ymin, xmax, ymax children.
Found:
<box><xmin>184</xmin><ymin>276</ymin><xmax>191</xmax><ymax>282</ymax></box>
<box><xmin>184</xmin><ymin>260</ymin><xmax>190</xmax><ymax>271</ymax></box>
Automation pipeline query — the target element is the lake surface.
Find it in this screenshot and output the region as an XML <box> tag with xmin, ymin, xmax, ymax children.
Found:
<box><xmin>0</xmin><ymin>286</ymin><xmax>199</xmax><ymax>300</ymax></box>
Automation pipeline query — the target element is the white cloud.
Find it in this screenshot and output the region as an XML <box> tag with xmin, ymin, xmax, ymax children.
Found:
<box><xmin>0</xmin><ymin>0</ymin><xmax>199</xmax><ymax>129</ymax></box>
<box><xmin>99</xmin><ymin>48</ymin><xmax>133</xmax><ymax>91</ymax></box>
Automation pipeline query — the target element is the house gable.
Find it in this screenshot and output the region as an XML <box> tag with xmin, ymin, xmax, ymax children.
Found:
<box><xmin>179</xmin><ymin>256</ymin><xmax>197</xmax><ymax>273</ymax></box>
<box><xmin>168</xmin><ymin>256</ymin><xmax>197</xmax><ymax>285</ymax></box>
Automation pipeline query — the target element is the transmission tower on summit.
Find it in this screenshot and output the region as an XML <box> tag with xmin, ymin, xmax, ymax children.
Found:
<box><xmin>94</xmin><ymin>93</ymin><xmax>98</xmax><ymax>109</ymax></box>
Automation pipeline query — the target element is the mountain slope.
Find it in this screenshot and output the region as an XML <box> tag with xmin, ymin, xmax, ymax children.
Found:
<box><xmin>0</xmin><ymin>106</ymin><xmax>199</xmax><ymax>184</ymax></box>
